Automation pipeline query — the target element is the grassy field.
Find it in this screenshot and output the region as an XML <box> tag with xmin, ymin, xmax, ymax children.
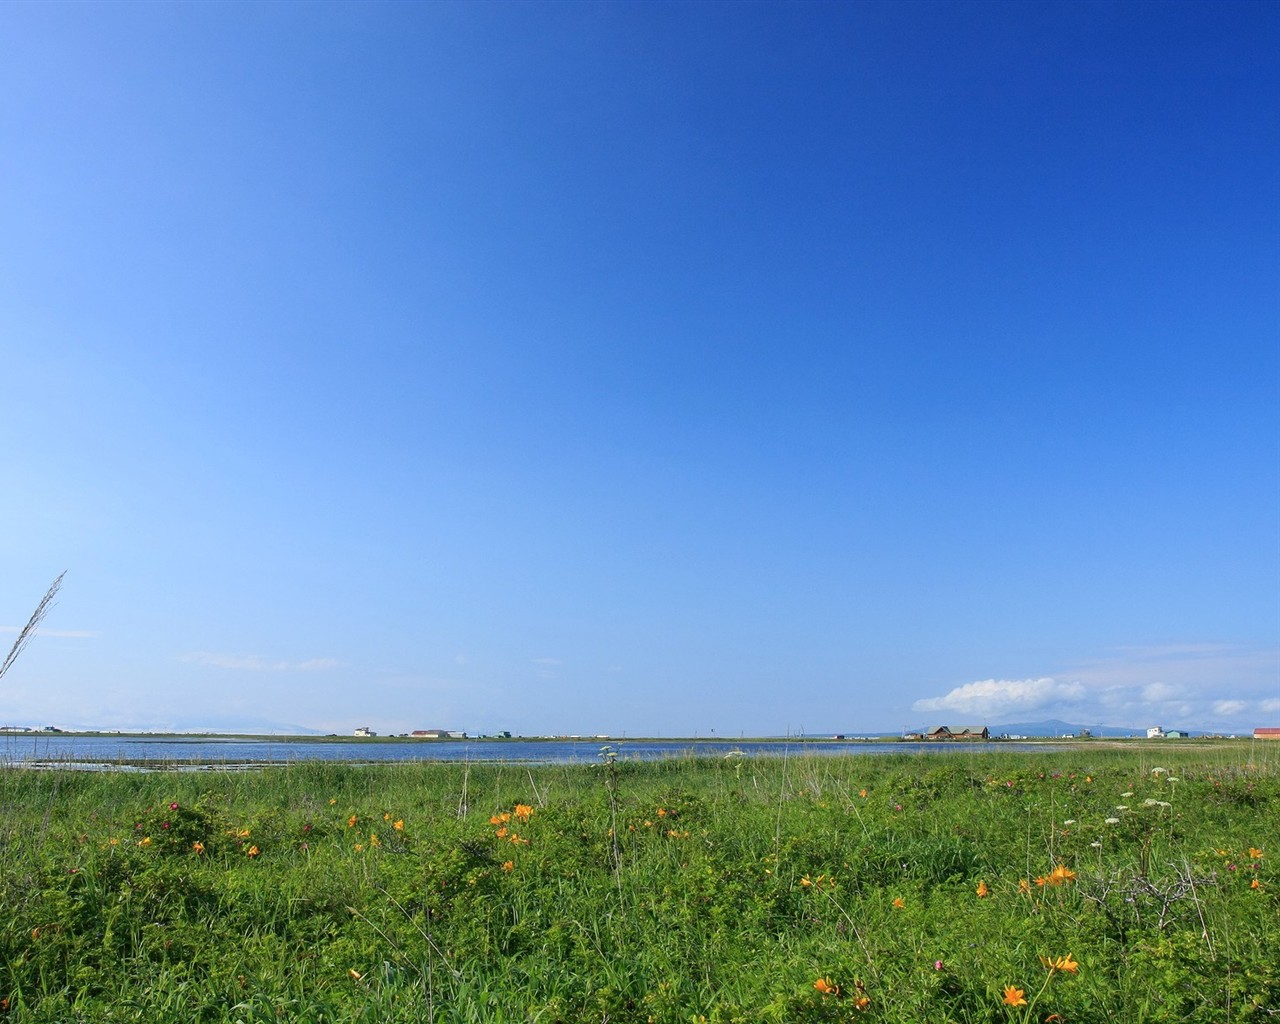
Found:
<box><xmin>0</xmin><ymin>743</ymin><xmax>1276</xmax><ymax>1022</ymax></box>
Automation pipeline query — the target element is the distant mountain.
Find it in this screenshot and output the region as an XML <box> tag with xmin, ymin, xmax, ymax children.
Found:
<box><xmin>149</xmin><ymin>717</ymin><xmax>326</xmax><ymax>736</ymax></box>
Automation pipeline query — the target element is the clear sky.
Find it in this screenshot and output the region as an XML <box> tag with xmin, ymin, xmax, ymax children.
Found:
<box><xmin>2</xmin><ymin>1</ymin><xmax>1276</xmax><ymax>737</ymax></box>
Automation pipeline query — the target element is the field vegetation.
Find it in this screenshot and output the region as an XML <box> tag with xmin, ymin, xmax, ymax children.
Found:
<box><xmin>0</xmin><ymin>744</ymin><xmax>1276</xmax><ymax>1022</ymax></box>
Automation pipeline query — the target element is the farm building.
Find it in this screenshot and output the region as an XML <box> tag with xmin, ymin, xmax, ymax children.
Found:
<box><xmin>925</xmin><ymin>725</ymin><xmax>990</xmax><ymax>741</ymax></box>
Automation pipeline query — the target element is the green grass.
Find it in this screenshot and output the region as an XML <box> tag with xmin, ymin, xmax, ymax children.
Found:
<box><xmin>0</xmin><ymin>745</ymin><xmax>1276</xmax><ymax>1022</ymax></box>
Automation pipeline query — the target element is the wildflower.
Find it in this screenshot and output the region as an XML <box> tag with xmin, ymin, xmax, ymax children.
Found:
<box><xmin>1090</xmin><ymin>841</ymin><xmax>1102</xmax><ymax>849</ymax></box>
<box><xmin>514</xmin><ymin>804</ymin><xmax>534</xmax><ymax>821</ymax></box>
<box><xmin>1049</xmin><ymin>865</ymin><xmax>1076</xmax><ymax>885</ymax></box>
<box><xmin>138</xmin><ymin>836</ymin><xmax>152</xmax><ymax>847</ymax></box>
<box><xmin>976</xmin><ymin>880</ymin><xmax>989</xmax><ymax>897</ymax></box>
<box><xmin>192</xmin><ymin>841</ymin><xmax>205</xmax><ymax>855</ymax></box>
<box><xmin>501</xmin><ymin>860</ymin><xmax>514</xmax><ymax>873</ymax></box>
<box><xmin>329</xmin><ymin>798</ymin><xmax>337</xmax><ymax>805</ymax></box>
<box><xmin>1252</xmin><ymin>878</ymin><xmax>1262</xmax><ymax>890</ymax></box>
<box><xmin>169</xmin><ymin>802</ymin><xmax>179</xmax><ymax>811</ymax></box>
<box><xmin>934</xmin><ymin>960</ymin><xmax>945</xmax><ymax>970</ymax></box>
<box><xmin>108</xmin><ymin>838</ymin><xmax>119</xmax><ymax>847</ymax></box>
<box><xmin>509</xmin><ymin>833</ymin><xmax>529</xmax><ymax>845</ymax></box>
<box><xmin>1041</xmin><ymin>954</ymin><xmax>1080</xmax><ymax>974</ymax></box>
<box><xmin>495</xmin><ymin>827</ymin><xmax>508</xmax><ymax>838</ymax></box>
<box><xmin>1018</xmin><ymin>879</ymin><xmax>1031</xmax><ymax>895</ymax></box>
<box><xmin>347</xmin><ymin>816</ymin><xmax>357</xmax><ymax>828</ymax></box>
<box><xmin>349</xmin><ymin>969</ymin><xmax>362</xmax><ymax>980</ymax></box>
<box><xmin>1151</xmin><ymin>766</ymin><xmax>1167</xmax><ymax>774</ymax></box>
<box><xmin>1002</xmin><ymin>985</ymin><xmax>1027</xmax><ymax>1007</ymax></box>
<box><xmin>1120</xmin><ymin>791</ymin><xmax>1133</xmax><ymax>798</ymax></box>
<box><xmin>1084</xmin><ymin>776</ymin><xmax>1092</xmax><ymax>783</ymax></box>
<box><xmin>1035</xmin><ymin>875</ymin><xmax>1049</xmax><ymax>888</ymax></box>
<box><xmin>369</xmin><ymin>833</ymin><xmax>381</xmax><ymax>848</ymax></box>
<box><xmin>161</xmin><ymin>821</ymin><xmax>170</xmax><ymax>830</ymax></box>
<box><xmin>1116</xmin><ymin>805</ymin><xmax>1130</xmax><ymax>811</ymax></box>
<box><xmin>813</xmin><ymin>978</ymin><xmax>839</xmax><ymax>996</ymax></box>
<box><xmin>800</xmin><ymin>876</ymin><xmax>813</xmax><ymax>887</ymax></box>
<box><xmin>490</xmin><ymin>812</ymin><xmax>511</xmax><ymax>824</ymax></box>
<box><xmin>393</xmin><ymin>819</ymin><xmax>404</xmax><ymax>831</ymax></box>
<box><xmin>1249</xmin><ymin>848</ymin><xmax>1264</xmax><ymax>860</ymax></box>
<box><xmin>892</xmin><ymin>897</ymin><xmax>905</xmax><ymax>909</ymax></box>
<box><xmin>859</xmin><ymin>789</ymin><xmax>867</xmax><ymax>798</ymax></box>
<box><xmin>656</xmin><ymin>807</ymin><xmax>667</xmax><ymax>817</ymax></box>
<box><xmin>1063</xmin><ymin>819</ymin><xmax>1076</xmax><ymax>825</ymax></box>
<box><xmin>354</xmin><ymin>843</ymin><xmax>365</xmax><ymax>852</ymax></box>
<box><xmin>1105</xmin><ymin>817</ymin><xmax>1120</xmax><ymax>825</ymax></box>
<box><xmin>853</xmin><ymin>994</ymin><xmax>870</xmax><ymax>1010</ymax></box>
<box><xmin>246</xmin><ymin>845</ymin><xmax>260</xmax><ymax>857</ymax></box>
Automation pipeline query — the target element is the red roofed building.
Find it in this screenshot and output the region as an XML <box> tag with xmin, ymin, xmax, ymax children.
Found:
<box><xmin>1254</xmin><ymin>728</ymin><xmax>1280</xmax><ymax>740</ymax></box>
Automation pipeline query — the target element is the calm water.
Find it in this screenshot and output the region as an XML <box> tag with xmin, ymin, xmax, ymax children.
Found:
<box><xmin>0</xmin><ymin>733</ymin><xmax>1051</xmax><ymax>769</ymax></box>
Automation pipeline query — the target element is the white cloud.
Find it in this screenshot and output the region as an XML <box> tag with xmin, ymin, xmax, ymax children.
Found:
<box><xmin>294</xmin><ymin>658</ymin><xmax>339</xmax><ymax>672</ymax></box>
<box><xmin>1069</xmin><ymin>645</ymin><xmax>1275</xmax><ymax>692</ymax></box>
<box><xmin>1142</xmin><ymin>682</ymin><xmax>1184</xmax><ymax>703</ymax></box>
<box><xmin>911</xmin><ymin>645</ymin><xmax>1279</xmax><ymax>729</ymax></box>
<box><xmin>913</xmin><ymin>678</ymin><xmax>1084</xmax><ymax>717</ymax></box>
<box><xmin>1063</xmin><ymin>645</ymin><xmax>1278</xmax><ymax>726</ymax></box>
<box><xmin>180</xmin><ymin>652</ymin><xmax>338</xmax><ymax>672</ymax></box>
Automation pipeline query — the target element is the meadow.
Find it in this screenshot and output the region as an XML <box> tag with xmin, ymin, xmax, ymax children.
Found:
<box><xmin>0</xmin><ymin>743</ymin><xmax>1275</xmax><ymax>1023</ymax></box>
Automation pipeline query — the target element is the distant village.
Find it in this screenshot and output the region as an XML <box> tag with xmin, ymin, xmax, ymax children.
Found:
<box><xmin>2</xmin><ymin>723</ymin><xmax>1277</xmax><ymax>742</ymax></box>
<box><xmin>351</xmin><ymin>727</ymin><xmax>474</xmax><ymax>739</ymax></box>
<box><xmin>901</xmin><ymin>724</ymin><xmax>1279</xmax><ymax>741</ymax></box>
<box><xmin>348</xmin><ymin>724</ymin><xmax>1280</xmax><ymax>742</ymax></box>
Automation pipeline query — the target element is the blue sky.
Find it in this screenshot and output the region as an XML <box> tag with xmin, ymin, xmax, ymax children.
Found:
<box><xmin>2</xmin><ymin>1</ymin><xmax>1276</xmax><ymax>736</ymax></box>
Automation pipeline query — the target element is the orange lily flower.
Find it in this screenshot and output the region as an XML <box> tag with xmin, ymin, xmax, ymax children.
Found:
<box><xmin>1002</xmin><ymin>985</ymin><xmax>1027</xmax><ymax>1007</ymax></box>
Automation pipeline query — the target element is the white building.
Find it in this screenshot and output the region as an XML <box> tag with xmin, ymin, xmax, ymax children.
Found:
<box><xmin>1146</xmin><ymin>726</ymin><xmax>1164</xmax><ymax>739</ymax></box>
<box><xmin>354</xmin><ymin>726</ymin><xmax>376</xmax><ymax>738</ymax></box>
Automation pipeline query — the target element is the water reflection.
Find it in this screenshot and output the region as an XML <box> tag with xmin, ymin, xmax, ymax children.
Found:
<box><xmin>0</xmin><ymin>733</ymin><xmax>1053</xmax><ymax>770</ymax></box>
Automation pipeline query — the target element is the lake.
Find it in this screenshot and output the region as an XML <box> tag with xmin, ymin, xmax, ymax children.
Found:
<box><xmin>0</xmin><ymin>733</ymin><xmax>1053</xmax><ymax>769</ymax></box>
